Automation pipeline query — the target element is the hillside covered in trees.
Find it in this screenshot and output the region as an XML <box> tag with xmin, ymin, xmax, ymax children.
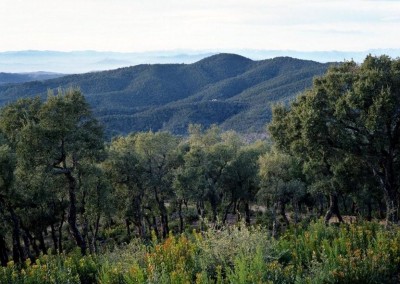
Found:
<box><xmin>0</xmin><ymin>54</ymin><xmax>330</xmax><ymax>136</ymax></box>
<box><xmin>0</xmin><ymin>72</ymin><xmax>64</xmax><ymax>85</ymax></box>
<box><xmin>1</xmin><ymin>55</ymin><xmax>400</xmax><ymax>283</ymax></box>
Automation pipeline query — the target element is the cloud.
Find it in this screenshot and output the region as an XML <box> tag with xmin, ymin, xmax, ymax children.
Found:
<box><xmin>0</xmin><ymin>0</ymin><xmax>399</xmax><ymax>52</ymax></box>
<box><xmin>381</xmin><ymin>15</ymin><xmax>400</xmax><ymax>21</ymax></box>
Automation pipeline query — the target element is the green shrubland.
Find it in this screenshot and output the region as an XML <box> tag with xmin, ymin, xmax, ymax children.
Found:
<box><xmin>2</xmin><ymin>221</ymin><xmax>400</xmax><ymax>283</ymax></box>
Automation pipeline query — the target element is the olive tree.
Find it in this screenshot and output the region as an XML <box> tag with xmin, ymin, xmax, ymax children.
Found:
<box><xmin>269</xmin><ymin>55</ymin><xmax>400</xmax><ymax>223</ymax></box>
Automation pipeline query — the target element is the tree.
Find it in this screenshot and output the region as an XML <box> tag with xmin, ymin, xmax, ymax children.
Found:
<box><xmin>78</xmin><ymin>164</ymin><xmax>111</xmax><ymax>253</ymax></box>
<box><xmin>16</xmin><ymin>89</ymin><xmax>104</xmax><ymax>254</ymax></box>
<box><xmin>134</xmin><ymin>131</ymin><xmax>180</xmax><ymax>238</ymax></box>
<box><xmin>104</xmin><ymin>134</ymin><xmax>147</xmax><ymax>239</ymax></box>
<box><xmin>258</xmin><ymin>150</ymin><xmax>305</xmax><ymax>235</ymax></box>
<box><xmin>0</xmin><ymin>98</ymin><xmax>41</xmax><ymax>263</ymax></box>
<box><xmin>0</xmin><ymin>139</ymin><xmax>15</xmax><ymax>264</ymax></box>
<box><xmin>269</xmin><ymin>55</ymin><xmax>400</xmax><ymax>223</ymax></box>
<box><xmin>183</xmin><ymin>125</ymin><xmax>237</xmax><ymax>223</ymax></box>
<box><xmin>220</xmin><ymin>139</ymin><xmax>266</xmax><ymax>224</ymax></box>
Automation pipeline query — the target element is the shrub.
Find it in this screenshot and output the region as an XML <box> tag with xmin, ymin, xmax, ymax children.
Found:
<box><xmin>2</xmin><ymin>221</ymin><xmax>400</xmax><ymax>284</ymax></box>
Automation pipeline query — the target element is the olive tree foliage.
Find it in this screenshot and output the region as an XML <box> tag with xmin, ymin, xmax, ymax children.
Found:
<box><xmin>77</xmin><ymin>163</ymin><xmax>111</xmax><ymax>254</ymax></box>
<box><xmin>0</xmin><ymin>138</ymin><xmax>15</xmax><ymax>265</ymax></box>
<box><xmin>269</xmin><ymin>55</ymin><xmax>400</xmax><ymax>223</ymax></box>
<box><xmin>220</xmin><ymin>140</ymin><xmax>267</xmax><ymax>224</ymax></box>
<box><xmin>0</xmin><ymin>98</ymin><xmax>44</xmax><ymax>263</ymax></box>
<box><xmin>105</xmin><ymin>132</ymin><xmax>181</xmax><ymax>238</ymax></box>
<box><xmin>134</xmin><ymin>131</ymin><xmax>181</xmax><ymax>238</ymax></box>
<box><xmin>105</xmin><ymin>125</ymin><xmax>266</xmax><ymax>236</ymax></box>
<box><xmin>177</xmin><ymin>125</ymin><xmax>237</xmax><ymax>223</ymax></box>
<box><xmin>173</xmin><ymin>125</ymin><xmax>266</xmax><ymax>225</ymax></box>
<box><xmin>0</xmin><ymin>89</ymin><xmax>105</xmax><ymax>257</ymax></box>
<box><xmin>35</xmin><ymin>89</ymin><xmax>104</xmax><ymax>254</ymax></box>
<box><xmin>258</xmin><ymin>150</ymin><xmax>305</xmax><ymax>235</ymax></box>
<box><xmin>103</xmin><ymin>134</ymin><xmax>148</xmax><ymax>239</ymax></box>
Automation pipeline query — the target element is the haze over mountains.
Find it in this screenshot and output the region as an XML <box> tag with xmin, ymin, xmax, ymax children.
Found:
<box><xmin>0</xmin><ymin>53</ymin><xmax>332</xmax><ymax>137</ymax></box>
<box><xmin>1</xmin><ymin>49</ymin><xmax>398</xmax><ymax>73</ymax></box>
<box><xmin>0</xmin><ymin>50</ymin><xmax>215</xmax><ymax>73</ymax></box>
<box><xmin>0</xmin><ymin>71</ymin><xmax>65</xmax><ymax>85</ymax></box>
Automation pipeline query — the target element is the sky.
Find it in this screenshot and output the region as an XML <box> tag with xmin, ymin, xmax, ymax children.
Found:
<box><xmin>0</xmin><ymin>0</ymin><xmax>399</xmax><ymax>52</ymax></box>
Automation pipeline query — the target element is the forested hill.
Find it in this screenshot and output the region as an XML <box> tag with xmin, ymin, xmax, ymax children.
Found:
<box><xmin>0</xmin><ymin>54</ymin><xmax>331</xmax><ymax>136</ymax></box>
<box><xmin>0</xmin><ymin>72</ymin><xmax>65</xmax><ymax>85</ymax></box>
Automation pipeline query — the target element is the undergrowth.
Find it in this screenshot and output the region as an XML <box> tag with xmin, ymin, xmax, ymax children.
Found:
<box><xmin>1</xmin><ymin>220</ymin><xmax>400</xmax><ymax>283</ymax></box>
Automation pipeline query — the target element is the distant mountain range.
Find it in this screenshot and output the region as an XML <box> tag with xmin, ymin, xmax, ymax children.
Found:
<box><xmin>0</xmin><ymin>49</ymin><xmax>398</xmax><ymax>73</ymax></box>
<box><xmin>0</xmin><ymin>71</ymin><xmax>65</xmax><ymax>85</ymax></box>
<box><xmin>0</xmin><ymin>50</ymin><xmax>215</xmax><ymax>73</ymax></box>
<box><xmin>0</xmin><ymin>53</ymin><xmax>331</xmax><ymax>137</ymax></box>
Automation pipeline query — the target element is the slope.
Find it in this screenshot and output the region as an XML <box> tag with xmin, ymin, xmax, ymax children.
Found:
<box><xmin>0</xmin><ymin>72</ymin><xmax>65</xmax><ymax>85</ymax></box>
<box><xmin>0</xmin><ymin>54</ymin><xmax>331</xmax><ymax>136</ymax></box>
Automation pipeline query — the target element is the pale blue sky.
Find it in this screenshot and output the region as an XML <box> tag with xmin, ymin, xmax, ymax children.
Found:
<box><xmin>0</xmin><ymin>0</ymin><xmax>399</xmax><ymax>52</ymax></box>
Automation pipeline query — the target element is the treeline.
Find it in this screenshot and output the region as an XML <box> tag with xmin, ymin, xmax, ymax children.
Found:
<box><xmin>0</xmin><ymin>88</ymin><xmax>269</xmax><ymax>264</ymax></box>
<box><xmin>0</xmin><ymin>55</ymin><xmax>399</xmax><ymax>268</ymax></box>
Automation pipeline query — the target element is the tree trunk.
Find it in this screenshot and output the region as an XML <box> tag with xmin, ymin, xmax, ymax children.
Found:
<box><xmin>0</xmin><ymin>235</ymin><xmax>9</xmax><ymax>266</ymax></box>
<box><xmin>385</xmin><ymin>193</ymin><xmax>399</xmax><ymax>224</ymax></box>
<box><xmin>22</xmin><ymin>230</ymin><xmax>35</xmax><ymax>263</ymax></box>
<box><xmin>381</xmin><ymin>166</ymin><xmax>399</xmax><ymax>223</ymax></box>
<box><xmin>10</xmin><ymin>209</ymin><xmax>24</xmax><ymax>263</ymax></box>
<box><xmin>38</xmin><ymin>231</ymin><xmax>46</xmax><ymax>254</ymax></box>
<box><xmin>125</xmin><ymin>219</ymin><xmax>131</xmax><ymax>238</ymax></box>
<box><xmin>271</xmin><ymin>202</ymin><xmax>278</xmax><ymax>238</ymax></box>
<box><xmin>351</xmin><ymin>201</ymin><xmax>357</xmax><ymax>215</ymax></box>
<box><xmin>211</xmin><ymin>205</ymin><xmax>218</xmax><ymax>223</ymax></box>
<box><xmin>366</xmin><ymin>201</ymin><xmax>372</xmax><ymax>221</ymax></box>
<box><xmin>178</xmin><ymin>199</ymin><xmax>184</xmax><ymax>233</ymax></box>
<box><xmin>152</xmin><ymin>216</ymin><xmax>159</xmax><ymax>238</ymax></box>
<box><xmin>160</xmin><ymin>208</ymin><xmax>169</xmax><ymax>238</ymax></box>
<box><xmin>373</xmin><ymin>159</ymin><xmax>399</xmax><ymax>224</ymax></box>
<box><xmin>24</xmin><ymin>229</ymin><xmax>40</xmax><ymax>257</ymax></box>
<box><xmin>82</xmin><ymin>219</ymin><xmax>90</xmax><ymax>253</ymax></box>
<box><xmin>235</xmin><ymin>200</ymin><xmax>242</xmax><ymax>223</ymax></box>
<box><xmin>144</xmin><ymin>214</ymin><xmax>155</xmax><ymax>239</ymax></box>
<box><xmin>87</xmin><ymin>229</ymin><xmax>94</xmax><ymax>255</ymax></box>
<box><xmin>133</xmin><ymin>196</ymin><xmax>146</xmax><ymax>239</ymax></box>
<box><xmin>318</xmin><ymin>195</ymin><xmax>325</xmax><ymax>218</ymax></box>
<box><xmin>341</xmin><ymin>195</ymin><xmax>348</xmax><ymax>214</ymax></box>
<box><xmin>65</xmin><ymin>171</ymin><xmax>87</xmax><ymax>255</ymax></box>
<box><xmin>58</xmin><ymin>211</ymin><xmax>65</xmax><ymax>253</ymax></box>
<box><xmin>324</xmin><ymin>193</ymin><xmax>343</xmax><ymax>224</ymax></box>
<box><xmin>244</xmin><ymin>201</ymin><xmax>251</xmax><ymax>225</ymax></box>
<box><xmin>280</xmin><ymin>202</ymin><xmax>289</xmax><ymax>225</ymax></box>
<box><xmin>222</xmin><ymin>200</ymin><xmax>234</xmax><ymax>224</ymax></box>
<box><xmin>154</xmin><ymin>189</ymin><xmax>169</xmax><ymax>238</ymax></box>
<box><xmin>133</xmin><ymin>217</ymin><xmax>146</xmax><ymax>240</ymax></box>
<box><xmin>92</xmin><ymin>213</ymin><xmax>101</xmax><ymax>253</ymax></box>
<box><xmin>377</xmin><ymin>199</ymin><xmax>385</xmax><ymax>220</ymax></box>
<box><xmin>50</xmin><ymin>223</ymin><xmax>58</xmax><ymax>252</ymax></box>
<box><xmin>196</xmin><ymin>201</ymin><xmax>205</xmax><ymax>219</ymax></box>
<box><xmin>292</xmin><ymin>200</ymin><xmax>299</xmax><ymax>224</ymax></box>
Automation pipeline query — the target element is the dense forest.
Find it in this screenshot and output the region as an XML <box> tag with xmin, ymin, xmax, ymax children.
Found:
<box><xmin>1</xmin><ymin>55</ymin><xmax>400</xmax><ymax>283</ymax></box>
<box><xmin>0</xmin><ymin>54</ymin><xmax>330</xmax><ymax>136</ymax></box>
<box><xmin>0</xmin><ymin>72</ymin><xmax>64</xmax><ymax>86</ymax></box>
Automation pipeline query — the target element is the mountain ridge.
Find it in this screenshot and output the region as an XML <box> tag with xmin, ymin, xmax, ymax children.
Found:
<box><xmin>0</xmin><ymin>71</ymin><xmax>65</xmax><ymax>85</ymax></box>
<box><xmin>0</xmin><ymin>53</ymin><xmax>332</xmax><ymax>136</ymax></box>
<box><xmin>1</xmin><ymin>49</ymin><xmax>394</xmax><ymax>73</ymax></box>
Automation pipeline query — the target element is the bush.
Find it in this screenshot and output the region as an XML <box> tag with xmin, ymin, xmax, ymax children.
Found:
<box><xmin>2</xmin><ymin>221</ymin><xmax>400</xmax><ymax>283</ymax></box>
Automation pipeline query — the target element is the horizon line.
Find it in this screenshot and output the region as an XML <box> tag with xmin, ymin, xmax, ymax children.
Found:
<box><xmin>1</xmin><ymin>48</ymin><xmax>400</xmax><ymax>54</ymax></box>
